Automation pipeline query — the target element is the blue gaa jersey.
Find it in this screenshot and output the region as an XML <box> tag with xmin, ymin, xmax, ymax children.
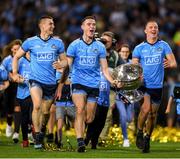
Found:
<box><xmin>0</xmin><ymin>64</ymin><xmax>8</xmax><ymax>82</ymax></box>
<box><xmin>16</xmin><ymin>57</ymin><xmax>31</xmax><ymax>99</ymax></box>
<box><xmin>2</xmin><ymin>55</ymin><xmax>13</xmax><ymax>73</ymax></box>
<box><xmin>97</xmin><ymin>71</ymin><xmax>110</xmax><ymax>107</ymax></box>
<box><xmin>67</xmin><ymin>38</ymin><xmax>106</xmax><ymax>88</ymax></box>
<box><xmin>132</xmin><ymin>40</ymin><xmax>172</xmax><ymax>88</ymax></box>
<box><xmin>22</xmin><ymin>36</ymin><xmax>65</xmax><ymax>85</ymax></box>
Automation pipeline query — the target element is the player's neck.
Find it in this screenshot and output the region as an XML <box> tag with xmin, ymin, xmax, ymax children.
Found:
<box><xmin>40</xmin><ymin>33</ymin><xmax>51</xmax><ymax>40</ymax></box>
<box><xmin>82</xmin><ymin>35</ymin><xmax>93</xmax><ymax>44</ymax></box>
<box><xmin>146</xmin><ymin>37</ymin><xmax>158</xmax><ymax>44</ymax></box>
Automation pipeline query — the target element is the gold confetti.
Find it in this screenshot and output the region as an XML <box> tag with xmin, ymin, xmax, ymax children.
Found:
<box><xmin>102</xmin><ymin>125</ymin><xmax>180</xmax><ymax>147</ymax></box>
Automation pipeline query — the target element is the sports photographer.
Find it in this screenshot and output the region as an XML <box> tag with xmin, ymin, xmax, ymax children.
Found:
<box><xmin>95</xmin><ymin>31</ymin><xmax>119</xmax><ymax>70</ymax></box>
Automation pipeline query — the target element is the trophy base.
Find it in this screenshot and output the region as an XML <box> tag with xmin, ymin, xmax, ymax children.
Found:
<box><xmin>117</xmin><ymin>90</ymin><xmax>143</xmax><ymax>104</ymax></box>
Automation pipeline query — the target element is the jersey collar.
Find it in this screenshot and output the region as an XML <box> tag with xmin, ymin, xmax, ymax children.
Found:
<box><xmin>37</xmin><ymin>35</ymin><xmax>52</xmax><ymax>42</ymax></box>
<box><xmin>80</xmin><ymin>36</ymin><xmax>96</xmax><ymax>45</ymax></box>
<box><xmin>144</xmin><ymin>39</ymin><xmax>160</xmax><ymax>45</ymax></box>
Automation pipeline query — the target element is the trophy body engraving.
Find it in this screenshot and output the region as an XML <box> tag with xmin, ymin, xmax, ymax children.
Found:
<box><xmin>112</xmin><ymin>63</ymin><xmax>143</xmax><ymax>103</ymax></box>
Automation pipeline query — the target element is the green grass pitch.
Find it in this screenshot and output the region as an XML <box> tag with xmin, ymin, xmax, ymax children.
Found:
<box><xmin>0</xmin><ymin>135</ymin><xmax>180</xmax><ymax>158</ymax></box>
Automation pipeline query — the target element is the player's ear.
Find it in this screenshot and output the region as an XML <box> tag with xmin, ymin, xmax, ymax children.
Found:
<box><xmin>144</xmin><ymin>28</ymin><xmax>147</xmax><ymax>34</ymax></box>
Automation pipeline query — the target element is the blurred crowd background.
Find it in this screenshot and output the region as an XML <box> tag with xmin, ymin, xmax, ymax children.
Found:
<box><xmin>0</xmin><ymin>0</ymin><xmax>179</xmax><ymax>127</ymax></box>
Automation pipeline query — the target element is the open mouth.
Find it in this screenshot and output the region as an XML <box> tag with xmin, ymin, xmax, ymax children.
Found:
<box><xmin>90</xmin><ymin>30</ymin><xmax>94</xmax><ymax>34</ymax></box>
<box><xmin>151</xmin><ymin>30</ymin><xmax>157</xmax><ymax>34</ymax></box>
<box><xmin>151</xmin><ymin>32</ymin><xmax>157</xmax><ymax>36</ymax></box>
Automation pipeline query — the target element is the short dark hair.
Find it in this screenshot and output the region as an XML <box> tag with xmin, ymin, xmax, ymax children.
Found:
<box><xmin>81</xmin><ymin>15</ymin><xmax>96</xmax><ymax>24</ymax></box>
<box><xmin>38</xmin><ymin>15</ymin><xmax>53</xmax><ymax>24</ymax></box>
<box><xmin>145</xmin><ymin>19</ymin><xmax>158</xmax><ymax>29</ymax></box>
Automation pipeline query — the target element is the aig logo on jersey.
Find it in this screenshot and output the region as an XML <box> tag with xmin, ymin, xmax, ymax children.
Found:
<box><xmin>37</xmin><ymin>52</ymin><xmax>54</xmax><ymax>61</ymax></box>
<box><xmin>80</xmin><ymin>56</ymin><xmax>96</xmax><ymax>66</ymax></box>
<box><xmin>145</xmin><ymin>54</ymin><xmax>161</xmax><ymax>65</ymax></box>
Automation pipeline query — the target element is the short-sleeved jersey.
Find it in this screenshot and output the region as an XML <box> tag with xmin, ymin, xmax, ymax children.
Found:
<box><xmin>132</xmin><ymin>40</ymin><xmax>172</xmax><ymax>88</ymax></box>
<box><xmin>67</xmin><ymin>38</ymin><xmax>106</xmax><ymax>88</ymax></box>
<box><xmin>16</xmin><ymin>57</ymin><xmax>31</xmax><ymax>99</ymax></box>
<box><xmin>0</xmin><ymin>64</ymin><xmax>8</xmax><ymax>81</ymax></box>
<box><xmin>22</xmin><ymin>36</ymin><xmax>65</xmax><ymax>85</ymax></box>
<box><xmin>2</xmin><ymin>55</ymin><xmax>13</xmax><ymax>73</ymax></box>
<box><xmin>97</xmin><ymin>71</ymin><xmax>110</xmax><ymax>107</ymax></box>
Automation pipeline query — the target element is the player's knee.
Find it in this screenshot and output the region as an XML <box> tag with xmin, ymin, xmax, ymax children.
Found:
<box><xmin>76</xmin><ymin>107</ymin><xmax>84</xmax><ymax>115</ymax></box>
<box><xmin>86</xmin><ymin>114</ymin><xmax>95</xmax><ymax>124</ymax></box>
<box><xmin>33</xmin><ymin>105</ymin><xmax>41</xmax><ymax>112</ymax></box>
<box><xmin>50</xmin><ymin>106</ymin><xmax>56</xmax><ymax>113</ymax></box>
<box><xmin>86</xmin><ymin>118</ymin><xmax>93</xmax><ymax>124</ymax></box>
<box><xmin>141</xmin><ymin>106</ymin><xmax>150</xmax><ymax>115</ymax></box>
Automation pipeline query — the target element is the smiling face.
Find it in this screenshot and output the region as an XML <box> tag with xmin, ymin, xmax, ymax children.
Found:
<box><xmin>119</xmin><ymin>46</ymin><xmax>130</xmax><ymax>61</ymax></box>
<box><xmin>81</xmin><ymin>18</ymin><xmax>96</xmax><ymax>39</ymax></box>
<box><xmin>144</xmin><ymin>21</ymin><xmax>159</xmax><ymax>40</ymax></box>
<box><xmin>39</xmin><ymin>18</ymin><xmax>55</xmax><ymax>36</ymax></box>
<box><xmin>11</xmin><ymin>44</ymin><xmax>21</xmax><ymax>56</ymax></box>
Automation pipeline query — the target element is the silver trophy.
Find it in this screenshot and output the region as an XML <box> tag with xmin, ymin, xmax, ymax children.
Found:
<box><xmin>112</xmin><ymin>63</ymin><xmax>143</xmax><ymax>104</ymax></box>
